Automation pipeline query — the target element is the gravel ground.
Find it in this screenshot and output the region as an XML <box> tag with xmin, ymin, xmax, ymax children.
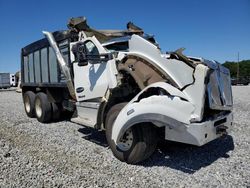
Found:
<box><xmin>0</xmin><ymin>86</ymin><xmax>249</xmax><ymax>187</ymax></box>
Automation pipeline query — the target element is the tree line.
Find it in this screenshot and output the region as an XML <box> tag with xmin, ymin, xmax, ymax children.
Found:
<box><xmin>223</xmin><ymin>60</ymin><xmax>250</xmax><ymax>78</ymax></box>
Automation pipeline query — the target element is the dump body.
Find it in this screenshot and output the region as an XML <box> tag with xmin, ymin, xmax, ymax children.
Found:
<box><xmin>21</xmin><ymin>31</ymin><xmax>74</xmax><ymax>89</ymax></box>
<box><xmin>0</xmin><ymin>73</ymin><xmax>11</xmax><ymax>89</ymax></box>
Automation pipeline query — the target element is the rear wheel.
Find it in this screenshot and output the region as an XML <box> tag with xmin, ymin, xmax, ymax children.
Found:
<box><xmin>23</xmin><ymin>91</ymin><xmax>36</xmax><ymax>118</ymax></box>
<box><xmin>35</xmin><ymin>92</ymin><xmax>52</xmax><ymax>123</ymax></box>
<box><xmin>105</xmin><ymin>103</ymin><xmax>157</xmax><ymax>164</ymax></box>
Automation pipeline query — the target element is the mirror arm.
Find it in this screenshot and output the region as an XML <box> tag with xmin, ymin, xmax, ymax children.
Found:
<box><xmin>77</xmin><ymin>53</ymin><xmax>113</xmax><ymax>66</ymax></box>
<box><xmin>85</xmin><ymin>53</ymin><xmax>113</xmax><ymax>64</ymax></box>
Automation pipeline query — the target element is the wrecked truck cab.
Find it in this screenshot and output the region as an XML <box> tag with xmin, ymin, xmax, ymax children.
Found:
<box><xmin>21</xmin><ymin>17</ymin><xmax>233</xmax><ymax>164</ymax></box>
<box><xmin>111</xmin><ymin>35</ymin><xmax>233</xmax><ymax>151</ymax></box>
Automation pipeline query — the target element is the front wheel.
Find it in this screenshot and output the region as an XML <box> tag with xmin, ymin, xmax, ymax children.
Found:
<box><xmin>105</xmin><ymin>103</ymin><xmax>157</xmax><ymax>164</ymax></box>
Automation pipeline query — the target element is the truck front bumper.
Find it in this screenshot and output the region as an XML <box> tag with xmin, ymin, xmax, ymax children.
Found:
<box><xmin>165</xmin><ymin>112</ymin><xmax>233</xmax><ymax>146</ymax></box>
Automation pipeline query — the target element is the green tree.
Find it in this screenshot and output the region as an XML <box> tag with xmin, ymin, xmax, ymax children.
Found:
<box><xmin>223</xmin><ymin>60</ymin><xmax>250</xmax><ymax>78</ymax></box>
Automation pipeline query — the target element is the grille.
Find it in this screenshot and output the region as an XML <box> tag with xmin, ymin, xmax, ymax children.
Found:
<box><xmin>205</xmin><ymin>60</ymin><xmax>233</xmax><ymax>111</ymax></box>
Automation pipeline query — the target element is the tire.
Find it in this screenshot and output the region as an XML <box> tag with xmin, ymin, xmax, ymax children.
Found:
<box><xmin>23</xmin><ymin>91</ymin><xmax>36</xmax><ymax>118</ymax></box>
<box><xmin>140</xmin><ymin>125</ymin><xmax>158</xmax><ymax>161</ymax></box>
<box><xmin>105</xmin><ymin>103</ymin><xmax>157</xmax><ymax>164</ymax></box>
<box><xmin>52</xmin><ymin>102</ymin><xmax>61</xmax><ymax>121</ymax></box>
<box><xmin>34</xmin><ymin>92</ymin><xmax>52</xmax><ymax>123</ymax></box>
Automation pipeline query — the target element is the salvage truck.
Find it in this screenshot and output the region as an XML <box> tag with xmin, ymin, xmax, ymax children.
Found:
<box><xmin>21</xmin><ymin>17</ymin><xmax>233</xmax><ymax>164</ymax></box>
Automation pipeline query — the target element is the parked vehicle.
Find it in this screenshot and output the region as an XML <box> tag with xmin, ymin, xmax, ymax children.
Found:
<box><xmin>21</xmin><ymin>17</ymin><xmax>233</xmax><ymax>164</ymax></box>
<box><xmin>0</xmin><ymin>73</ymin><xmax>11</xmax><ymax>89</ymax></box>
<box><xmin>16</xmin><ymin>71</ymin><xmax>22</xmax><ymax>93</ymax></box>
<box><xmin>231</xmin><ymin>77</ymin><xmax>249</xmax><ymax>85</ymax></box>
<box><xmin>10</xmin><ymin>74</ymin><xmax>16</xmax><ymax>87</ymax></box>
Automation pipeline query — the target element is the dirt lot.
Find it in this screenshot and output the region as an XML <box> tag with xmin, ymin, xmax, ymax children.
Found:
<box><xmin>0</xmin><ymin>86</ymin><xmax>249</xmax><ymax>187</ymax></box>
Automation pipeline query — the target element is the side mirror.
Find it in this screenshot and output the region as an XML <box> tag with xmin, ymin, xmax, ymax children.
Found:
<box><xmin>72</xmin><ymin>42</ymin><xmax>113</xmax><ymax>66</ymax></box>
<box><xmin>72</xmin><ymin>42</ymin><xmax>88</xmax><ymax>66</ymax></box>
<box><xmin>88</xmin><ymin>53</ymin><xmax>113</xmax><ymax>64</ymax></box>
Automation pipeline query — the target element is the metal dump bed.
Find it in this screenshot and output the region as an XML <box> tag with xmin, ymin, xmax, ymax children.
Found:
<box><xmin>21</xmin><ymin>31</ymin><xmax>76</xmax><ymax>88</ymax></box>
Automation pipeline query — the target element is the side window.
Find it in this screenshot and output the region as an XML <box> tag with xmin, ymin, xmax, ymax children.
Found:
<box><xmin>59</xmin><ymin>39</ymin><xmax>69</xmax><ymax>65</ymax></box>
<box><xmin>85</xmin><ymin>41</ymin><xmax>99</xmax><ymax>56</ymax></box>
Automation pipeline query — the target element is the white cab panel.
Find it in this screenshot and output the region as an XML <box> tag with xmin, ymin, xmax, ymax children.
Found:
<box><xmin>71</xmin><ymin>36</ymin><xmax>118</xmax><ymax>101</ymax></box>
<box><xmin>128</xmin><ymin>35</ymin><xmax>194</xmax><ymax>89</ymax></box>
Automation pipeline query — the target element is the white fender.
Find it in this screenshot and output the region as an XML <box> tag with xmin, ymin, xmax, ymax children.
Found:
<box><xmin>111</xmin><ymin>82</ymin><xmax>195</xmax><ymax>150</ymax></box>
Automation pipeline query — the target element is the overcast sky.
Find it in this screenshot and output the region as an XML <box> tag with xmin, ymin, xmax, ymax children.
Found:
<box><xmin>0</xmin><ymin>0</ymin><xmax>249</xmax><ymax>73</ymax></box>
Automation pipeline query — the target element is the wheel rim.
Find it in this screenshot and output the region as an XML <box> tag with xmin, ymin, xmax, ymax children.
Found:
<box><xmin>35</xmin><ymin>98</ymin><xmax>42</xmax><ymax>118</ymax></box>
<box><xmin>24</xmin><ymin>96</ymin><xmax>31</xmax><ymax>113</ymax></box>
<box><xmin>118</xmin><ymin>128</ymin><xmax>134</xmax><ymax>151</ymax></box>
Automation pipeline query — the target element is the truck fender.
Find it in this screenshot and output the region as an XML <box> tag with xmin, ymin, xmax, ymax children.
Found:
<box><xmin>111</xmin><ymin>82</ymin><xmax>195</xmax><ymax>150</ymax></box>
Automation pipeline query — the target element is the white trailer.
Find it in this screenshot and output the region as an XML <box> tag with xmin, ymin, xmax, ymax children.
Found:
<box><xmin>21</xmin><ymin>17</ymin><xmax>233</xmax><ymax>164</ymax></box>
<box><xmin>0</xmin><ymin>73</ymin><xmax>11</xmax><ymax>89</ymax></box>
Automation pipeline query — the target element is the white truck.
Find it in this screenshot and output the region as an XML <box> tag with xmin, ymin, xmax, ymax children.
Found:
<box><xmin>21</xmin><ymin>17</ymin><xmax>233</xmax><ymax>164</ymax></box>
<box><xmin>10</xmin><ymin>74</ymin><xmax>16</xmax><ymax>87</ymax></box>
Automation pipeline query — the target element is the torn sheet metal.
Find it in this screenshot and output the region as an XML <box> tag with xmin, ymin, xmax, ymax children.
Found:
<box><xmin>127</xmin><ymin>35</ymin><xmax>194</xmax><ymax>89</ymax></box>
<box><xmin>182</xmin><ymin>64</ymin><xmax>209</xmax><ymax>122</ymax></box>
<box><xmin>117</xmin><ymin>57</ymin><xmax>167</xmax><ymax>90</ymax></box>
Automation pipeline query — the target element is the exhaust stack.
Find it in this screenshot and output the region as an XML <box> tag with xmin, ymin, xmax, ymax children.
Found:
<box><xmin>43</xmin><ymin>31</ymin><xmax>76</xmax><ymax>100</ymax></box>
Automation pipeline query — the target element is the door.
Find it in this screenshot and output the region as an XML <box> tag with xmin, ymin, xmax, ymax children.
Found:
<box><xmin>71</xmin><ymin>36</ymin><xmax>118</xmax><ymax>101</ymax></box>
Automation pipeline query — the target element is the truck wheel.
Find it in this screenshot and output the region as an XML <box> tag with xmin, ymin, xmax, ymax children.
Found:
<box><xmin>141</xmin><ymin>125</ymin><xmax>158</xmax><ymax>161</ymax></box>
<box><xmin>23</xmin><ymin>91</ymin><xmax>36</xmax><ymax>118</ymax></box>
<box><xmin>105</xmin><ymin>103</ymin><xmax>157</xmax><ymax>164</ymax></box>
<box><xmin>34</xmin><ymin>92</ymin><xmax>52</xmax><ymax>123</ymax></box>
